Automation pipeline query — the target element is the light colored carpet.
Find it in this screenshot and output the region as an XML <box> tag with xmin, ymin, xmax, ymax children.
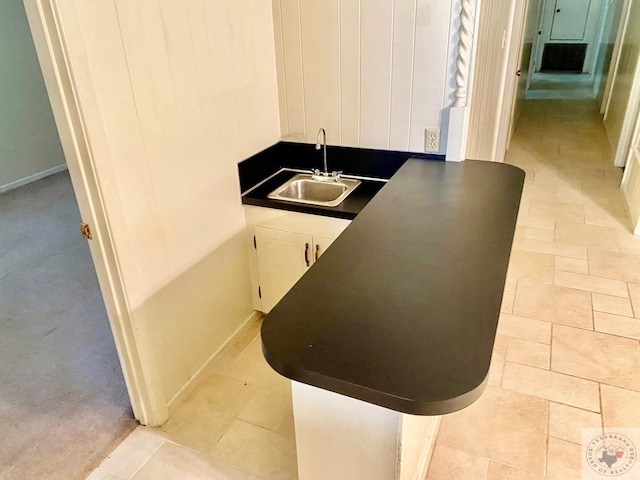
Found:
<box><xmin>0</xmin><ymin>171</ymin><xmax>136</xmax><ymax>479</ymax></box>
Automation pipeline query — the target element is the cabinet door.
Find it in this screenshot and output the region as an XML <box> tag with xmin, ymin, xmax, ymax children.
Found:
<box><xmin>255</xmin><ymin>227</ymin><xmax>313</xmax><ymax>313</ymax></box>
<box><xmin>313</xmin><ymin>235</ymin><xmax>337</xmax><ymax>262</ymax></box>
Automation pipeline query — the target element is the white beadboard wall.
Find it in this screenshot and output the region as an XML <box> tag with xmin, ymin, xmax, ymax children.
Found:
<box><xmin>54</xmin><ymin>0</ymin><xmax>280</xmax><ymax>416</ymax></box>
<box><xmin>273</xmin><ymin>0</ymin><xmax>459</xmax><ymax>154</ymax></box>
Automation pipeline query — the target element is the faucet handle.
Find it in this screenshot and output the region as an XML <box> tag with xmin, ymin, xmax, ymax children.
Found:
<box><xmin>331</xmin><ymin>171</ymin><xmax>343</xmax><ymax>181</ymax></box>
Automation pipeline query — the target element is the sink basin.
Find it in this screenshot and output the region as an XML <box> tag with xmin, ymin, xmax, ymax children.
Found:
<box><xmin>268</xmin><ymin>174</ymin><xmax>361</xmax><ymax>207</ymax></box>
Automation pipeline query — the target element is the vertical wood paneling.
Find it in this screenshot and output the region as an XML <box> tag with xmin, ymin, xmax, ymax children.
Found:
<box><xmin>275</xmin><ymin>1</ymin><xmax>455</xmax><ymax>153</ymax></box>
<box><xmin>389</xmin><ymin>0</ymin><xmax>417</xmax><ymax>150</ymax></box>
<box><xmin>272</xmin><ymin>0</ymin><xmax>289</xmax><ymax>136</ymax></box>
<box><xmin>280</xmin><ymin>0</ymin><xmax>306</xmax><ymax>141</ymax></box>
<box><xmin>360</xmin><ymin>0</ymin><xmax>394</xmax><ymax>149</ymax></box>
<box><xmin>300</xmin><ymin>0</ymin><xmax>341</xmax><ymax>144</ymax></box>
<box><xmin>339</xmin><ymin>0</ymin><xmax>360</xmax><ymax>147</ymax></box>
<box><xmin>408</xmin><ymin>0</ymin><xmax>451</xmax><ymax>152</ymax></box>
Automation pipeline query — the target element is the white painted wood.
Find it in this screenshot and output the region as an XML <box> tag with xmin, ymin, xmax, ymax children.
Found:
<box><xmin>398</xmin><ymin>414</ymin><xmax>441</xmax><ymax>480</ymax></box>
<box><xmin>550</xmin><ymin>0</ymin><xmax>591</xmax><ymax>40</ymax></box>
<box><xmin>245</xmin><ymin>206</ymin><xmax>350</xmax><ymax>312</ymax></box>
<box><xmin>280</xmin><ymin>0</ymin><xmax>306</xmax><ymax>142</ymax></box>
<box><xmin>300</xmin><ymin>0</ymin><xmax>341</xmax><ymax>143</ymax></box>
<box><xmin>291</xmin><ymin>381</ymin><xmax>440</xmax><ymax>480</ymax></box>
<box><xmin>0</xmin><ymin>163</ymin><xmax>67</xmax><ymax>194</ymax></box>
<box><xmin>621</xmin><ymin>112</ymin><xmax>640</xmax><ymax>234</ymax></box>
<box><xmin>339</xmin><ymin>0</ymin><xmax>361</xmax><ymax>147</ymax></box>
<box><xmin>602</xmin><ymin>0</ymin><xmax>631</xmax><ymax>114</ymax></box>
<box><xmin>604</xmin><ymin>0</ymin><xmax>640</xmax><ymax>166</ymax></box>
<box><xmin>255</xmin><ymin>227</ymin><xmax>313</xmax><ymax>313</ymax></box>
<box><xmin>389</xmin><ymin>0</ymin><xmax>417</xmax><ymax>151</ymax></box>
<box><xmin>466</xmin><ymin>0</ymin><xmax>514</xmax><ymax>161</ymax></box>
<box><xmin>360</xmin><ymin>0</ymin><xmax>393</xmax><ymax>149</ymax></box>
<box><xmin>275</xmin><ymin>1</ymin><xmax>455</xmax><ymax>154</ymax></box>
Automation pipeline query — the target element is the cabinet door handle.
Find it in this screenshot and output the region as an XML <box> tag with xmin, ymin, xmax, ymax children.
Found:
<box><xmin>304</xmin><ymin>243</ymin><xmax>310</xmax><ymax>267</ymax></box>
<box><xmin>315</xmin><ymin>244</ymin><xmax>320</xmax><ymax>261</ymax></box>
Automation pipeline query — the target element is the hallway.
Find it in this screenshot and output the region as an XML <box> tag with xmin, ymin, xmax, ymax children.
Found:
<box><xmin>86</xmin><ymin>98</ymin><xmax>640</xmax><ymax>480</ymax></box>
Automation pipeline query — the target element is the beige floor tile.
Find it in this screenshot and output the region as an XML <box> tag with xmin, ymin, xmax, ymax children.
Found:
<box><xmin>629</xmin><ymin>283</ymin><xmax>640</xmax><ymax>318</ymax></box>
<box><xmin>594</xmin><ymin>311</ymin><xmax>640</xmax><ymax>340</ymax></box>
<box><xmin>505</xmin><ymin>338</ymin><xmax>550</xmax><ymax>369</ymax></box>
<box><xmin>522</xmin><ymin>238</ymin><xmax>588</xmax><ymax>260</ymax></box>
<box><xmin>600</xmin><ymin>385</ymin><xmax>640</xmax><ymax>428</ymax></box>
<box><xmin>555</xmin><ymin>222</ymin><xmax>619</xmax><ymax>250</ymax></box>
<box><xmin>546</xmin><ymin>437</ymin><xmax>582</xmax><ymax>480</ymax></box>
<box><xmin>225</xmin><ymin>349</ymin><xmax>292</xmax><ymax>395</ymax></box>
<box><xmin>486</xmin><ymin>461</ymin><xmax>546</xmax><ymax>480</ymax></box>
<box><xmin>277</xmin><ymin>414</ymin><xmax>296</xmax><ymax>440</ymax></box>
<box><xmin>588</xmin><ymin>250</ymin><xmax>640</xmax><ymax>285</ymax></box>
<box><xmin>501</xmin><ymin>293</ymin><xmax>515</xmax><ymax>314</ymax></box>
<box><xmin>507</xmin><ymin>250</ymin><xmax>555</xmax><ymax>284</ymax></box>
<box><xmin>237</xmin><ymin>387</ymin><xmax>292</xmax><ymax>432</ymax></box>
<box><xmin>211</xmin><ymin>420</ymin><xmax>297</xmax><ymax>480</ymax></box>
<box><xmin>513</xmin><ymin>280</ymin><xmax>592</xmax><ymax>329</ymax></box>
<box><xmin>437</xmin><ymin>386</ymin><xmax>549</xmax><ymax>475</ymax></box>
<box><xmin>157</xmin><ymin>375</ymin><xmax>256</xmax><ymax>453</ymax></box>
<box><xmin>548</xmin><ymin>402</ymin><xmax>602</xmax><ymax>445</ymax></box>
<box><xmin>528</xmin><ymin>199</ymin><xmax>584</xmax><ymax>223</ymax></box>
<box><xmin>497</xmin><ymin>314</ymin><xmax>552</xmax><ymax>344</ymax></box>
<box><xmin>554</xmin><ymin>256</ymin><xmax>589</xmax><ymax>274</ymax></box>
<box><xmin>488</xmin><ymin>334</ymin><xmax>509</xmax><ymax>387</ymax></box>
<box><xmin>210</xmin><ymin>320</ymin><xmax>262</xmax><ymax>375</ymax></box>
<box><xmin>552</xmin><ymin>324</ymin><xmax>640</xmax><ymax>392</ymax></box>
<box><xmin>99</xmin><ymin>428</ymin><xmax>165</xmax><ymax>479</ymax></box>
<box><xmin>523</xmin><ymin>227</ymin><xmax>555</xmax><ymax>242</ymax></box>
<box><xmin>504</xmin><ymin>277</ymin><xmax>518</xmax><ymax>296</ymax></box>
<box><xmin>592</xmin><ymin>293</ymin><xmax>634</xmax><ymax>317</ymax></box>
<box><xmin>85</xmin><ymin>468</ymin><xmax>125</xmax><ymax>480</ymax></box>
<box><xmin>425</xmin><ymin>445</ymin><xmax>489</xmax><ymax>480</ymax></box>
<box><xmin>554</xmin><ymin>271</ymin><xmax>629</xmax><ymax>298</ymax></box>
<box><xmin>132</xmin><ymin>442</ymin><xmax>246</xmax><ymax>480</ymax></box>
<box><xmin>516</xmin><ymin>214</ymin><xmax>556</xmax><ymax>231</ymax></box>
<box><xmin>501</xmin><ymin>362</ymin><xmax>600</xmax><ymax>412</ymax></box>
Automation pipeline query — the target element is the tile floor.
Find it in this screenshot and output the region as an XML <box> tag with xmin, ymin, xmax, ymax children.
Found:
<box><xmin>86</xmin><ymin>98</ymin><xmax>640</xmax><ymax>480</ymax></box>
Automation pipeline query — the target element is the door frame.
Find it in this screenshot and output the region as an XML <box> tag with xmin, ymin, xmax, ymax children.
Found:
<box><xmin>23</xmin><ymin>0</ymin><xmax>165</xmax><ymax>426</ymax></box>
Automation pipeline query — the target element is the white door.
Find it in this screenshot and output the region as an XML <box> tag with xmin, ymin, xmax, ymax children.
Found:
<box><xmin>255</xmin><ymin>227</ymin><xmax>313</xmax><ymax>313</ymax></box>
<box><xmin>550</xmin><ymin>0</ymin><xmax>591</xmax><ymax>40</ymax></box>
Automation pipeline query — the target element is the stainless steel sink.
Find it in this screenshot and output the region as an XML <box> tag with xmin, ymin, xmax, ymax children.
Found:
<box><xmin>268</xmin><ymin>174</ymin><xmax>361</xmax><ymax>207</ymax></box>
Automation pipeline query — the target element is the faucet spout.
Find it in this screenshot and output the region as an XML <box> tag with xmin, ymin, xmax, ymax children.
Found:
<box><xmin>315</xmin><ymin>128</ymin><xmax>327</xmax><ymax>175</ymax></box>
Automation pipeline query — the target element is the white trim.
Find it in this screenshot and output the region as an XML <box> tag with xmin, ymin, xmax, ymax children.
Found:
<box><xmin>603</xmin><ymin>0</ymin><xmax>632</xmax><ymax>116</ymax></box>
<box><xmin>0</xmin><ymin>163</ymin><xmax>67</xmax><ymax>194</ymax></box>
<box><xmin>167</xmin><ymin>311</ymin><xmax>262</xmax><ymax>414</ymax></box>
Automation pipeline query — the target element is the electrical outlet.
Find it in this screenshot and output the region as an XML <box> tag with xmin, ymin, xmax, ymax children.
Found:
<box><xmin>425</xmin><ymin>128</ymin><xmax>440</xmax><ymax>153</ymax></box>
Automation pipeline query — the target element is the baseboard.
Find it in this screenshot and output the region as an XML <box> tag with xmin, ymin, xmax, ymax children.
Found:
<box><xmin>166</xmin><ymin>310</ymin><xmax>262</xmax><ymax>414</ymax></box>
<box><xmin>0</xmin><ymin>164</ymin><xmax>68</xmax><ymax>194</ymax></box>
<box><xmin>417</xmin><ymin>417</ymin><xmax>442</xmax><ymax>480</ymax></box>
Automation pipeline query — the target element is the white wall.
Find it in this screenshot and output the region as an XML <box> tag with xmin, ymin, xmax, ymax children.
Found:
<box><xmin>0</xmin><ymin>0</ymin><xmax>65</xmax><ymax>191</ymax></box>
<box><xmin>273</xmin><ymin>0</ymin><xmax>459</xmax><ymax>154</ymax></box>
<box><xmin>593</xmin><ymin>0</ymin><xmax>625</xmax><ymax>103</ymax></box>
<box><xmin>52</xmin><ymin>0</ymin><xmax>280</xmax><ymax>417</ymax></box>
<box><xmin>604</xmin><ymin>0</ymin><xmax>640</xmax><ymax>163</ymax></box>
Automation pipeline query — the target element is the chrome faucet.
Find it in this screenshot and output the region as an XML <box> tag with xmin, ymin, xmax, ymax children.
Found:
<box><xmin>315</xmin><ymin>128</ymin><xmax>328</xmax><ymax>176</ymax></box>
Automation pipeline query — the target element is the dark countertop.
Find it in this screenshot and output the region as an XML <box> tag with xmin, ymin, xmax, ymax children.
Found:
<box><xmin>239</xmin><ymin>141</ymin><xmax>443</xmax><ymax>219</ymax></box>
<box><xmin>261</xmin><ymin>159</ymin><xmax>525</xmax><ymax>415</ymax></box>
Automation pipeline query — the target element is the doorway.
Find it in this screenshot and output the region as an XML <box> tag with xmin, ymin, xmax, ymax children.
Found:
<box><xmin>0</xmin><ymin>1</ymin><xmax>135</xmax><ymax>478</ymax></box>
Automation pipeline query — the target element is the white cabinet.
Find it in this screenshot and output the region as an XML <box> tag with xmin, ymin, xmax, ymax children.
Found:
<box><xmin>244</xmin><ymin>206</ymin><xmax>350</xmax><ymax>313</ymax></box>
<box><xmin>254</xmin><ymin>227</ymin><xmax>336</xmax><ymax>312</ymax></box>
